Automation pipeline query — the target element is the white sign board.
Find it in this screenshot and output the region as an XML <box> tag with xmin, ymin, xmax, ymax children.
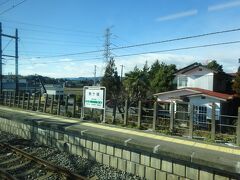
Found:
<box><xmin>84</xmin><ymin>88</ymin><xmax>104</xmax><ymax>109</ymax></box>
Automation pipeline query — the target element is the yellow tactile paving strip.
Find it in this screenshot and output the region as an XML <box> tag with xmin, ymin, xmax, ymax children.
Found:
<box><xmin>1</xmin><ymin>106</ymin><xmax>240</xmax><ymax>156</ymax></box>
<box><xmin>81</xmin><ymin>123</ymin><xmax>240</xmax><ymax>155</ymax></box>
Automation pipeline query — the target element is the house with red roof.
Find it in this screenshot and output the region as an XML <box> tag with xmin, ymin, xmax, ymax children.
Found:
<box><xmin>154</xmin><ymin>62</ymin><xmax>238</xmax><ymax>125</ymax></box>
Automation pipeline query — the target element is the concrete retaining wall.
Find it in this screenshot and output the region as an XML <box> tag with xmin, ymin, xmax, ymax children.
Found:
<box><xmin>0</xmin><ymin>117</ymin><xmax>236</xmax><ymax>180</ymax></box>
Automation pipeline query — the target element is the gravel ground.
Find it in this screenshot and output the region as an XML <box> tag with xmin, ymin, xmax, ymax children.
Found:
<box><xmin>0</xmin><ymin>131</ymin><xmax>144</xmax><ymax>180</ymax></box>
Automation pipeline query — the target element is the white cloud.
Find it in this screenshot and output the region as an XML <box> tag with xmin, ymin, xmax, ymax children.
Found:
<box><xmin>115</xmin><ymin>52</ymin><xmax>239</xmax><ymax>75</ymax></box>
<box><xmin>115</xmin><ymin>53</ymin><xmax>196</xmax><ymax>75</ymax></box>
<box><xmin>156</xmin><ymin>9</ymin><xmax>198</xmax><ymax>22</ymax></box>
<box><xmin>17</xmin><ymin>50</ymin><xmax>239</xmax><ymax>78</ymax></box>
<box><xmin>208</xmin><ymin>1</ymin><xmax>240</xmax><ymax>12</ymax></box>
<box><xmin>59</xmin><ymin>58</ymin><xmax>73</xmax><ymax>62</ymax></box>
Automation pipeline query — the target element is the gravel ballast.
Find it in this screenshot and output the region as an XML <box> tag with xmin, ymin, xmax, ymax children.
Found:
<box><xmin>0</xmin><ymin>130</ymin><xmax>144</xmax><ymax>180</ymax></box>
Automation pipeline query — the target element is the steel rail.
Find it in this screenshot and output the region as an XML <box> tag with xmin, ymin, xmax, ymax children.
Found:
<box><xmin>0</xmin><ymin>168</ymin><xmax>18</xmax><ymax>180</ymax></box>
<box><xmin>0</xmin><ymin>143</ymin><xmax>87</xmax><ymax>180</ymax></box>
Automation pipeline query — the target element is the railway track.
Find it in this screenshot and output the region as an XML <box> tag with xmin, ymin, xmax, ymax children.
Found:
<box><xmin>0</xmin><ymin>142</ymin><xmax>87</xmax><ymax>180</ymax></box>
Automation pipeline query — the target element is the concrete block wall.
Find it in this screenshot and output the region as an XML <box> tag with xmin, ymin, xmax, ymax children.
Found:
<box><xmin>0</xmin><ymin>117</ymin><xmax>235</xmax><ymax>180</ymax></box>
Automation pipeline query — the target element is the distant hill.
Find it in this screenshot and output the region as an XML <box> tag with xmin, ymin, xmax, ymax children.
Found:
<box><xmin>65</xmin><ymin>77</ymin><xmax>102</xmax><ymax>81</ymax></box>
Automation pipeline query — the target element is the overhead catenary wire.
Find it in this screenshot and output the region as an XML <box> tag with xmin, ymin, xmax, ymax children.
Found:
<box><xmin>20</xmin><ymin>27</ymin><xmax>240</xmax><ymax>59</ymax></box>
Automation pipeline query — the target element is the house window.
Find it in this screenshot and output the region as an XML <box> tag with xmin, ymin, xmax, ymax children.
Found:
<box><xmin>195</xmin><ymin>106</ymin><xmax>207</xmax><ymax>125</ymax></box>
<box><xmin>178</xmin><ymin>76</ymin><xmax>188</xmax><ymax>87</ymax></box>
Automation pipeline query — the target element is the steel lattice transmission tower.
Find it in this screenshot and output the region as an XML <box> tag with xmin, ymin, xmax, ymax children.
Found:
<box><xmin>103</xmin><ymin>28</ymin><xmax>112</xmax><ymax>62</ymax></box>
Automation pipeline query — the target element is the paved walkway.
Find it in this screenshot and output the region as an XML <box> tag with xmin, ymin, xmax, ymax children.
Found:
<box><xmin>0</xmin><ymin>106</ymin><xmax>239</xmax><ymax>156</ymax></box>
<box><xmin>0</xmin><ymin>105</ymin><xmax>239</xmax><ymax>174</ymax></box>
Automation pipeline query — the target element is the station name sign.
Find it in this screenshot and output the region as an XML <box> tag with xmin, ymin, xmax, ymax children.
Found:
<box><xmin>84</xmin><ymin>87</ymin><xmax>105</xmax><ymax>109</ymax></box>
<box><xmin>82</xmin><ymin>86</ymin><xmax>106</xmax><ymax>122</ymax></box>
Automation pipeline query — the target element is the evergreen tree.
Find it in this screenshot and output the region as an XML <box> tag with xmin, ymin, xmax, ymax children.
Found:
<box><xmin>206</xmin><ymin>60</ymin><xmax>223</xmax><ymax>72</ymax></box>
<box><xmin>149</xmin><ymin>60</ymin><xmax>161</xmax><ymax>79</ymax></box>
<box><xmin>123</xmin><ymin>60</ymin><xmax>177</xmax><ymax>101</ymax></box>
<box><xmin>123</xmin><ymin>65</ymin><xmax>150</xmax><ymax>102</ymax></box>
<box><xmin>101</xmin><ymin>57</ymin><xmax>121</xmax><ymax>99</ymax></box>
<box><xmin>232</xmin><ymin>68</ymin><xmax>240</xmax><ymax>95</ymax></box>
<box><xmin>149</xmin><ymin>60</ymin><xmax>177</xmax><ymax>93</ymax></box>
<box><xmin>151</xmin><ymin>63</ymin><xmax>176</xmax><ymax>93</ymax></box>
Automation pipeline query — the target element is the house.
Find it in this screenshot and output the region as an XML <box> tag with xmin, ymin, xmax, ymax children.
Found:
<box><xmin>44</xmin><ymin>84</ymin><xmax>64</xmax><ymax>96</ymax></box>
<box><xmin>176</xmin><ymin>62</ymin><xmax>233</xmax><ymax>93</ymax></box>
<box><xmin>2</xmin><ymin>79</ymin><xmax>37</xmax><ymax>93</ymax></box>
<box><xmin>64</xmin><ymin>87</ymin><xmax>83</xmax><ymax>96</ymax></box>
<box><xmin>154</xmin><ymin>62</ymin><xmax>238</xmax><ymax>125</ymax></box>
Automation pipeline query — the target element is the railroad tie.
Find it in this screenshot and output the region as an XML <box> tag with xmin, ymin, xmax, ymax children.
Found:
<box><xmin>3</xmin><ymin>160</ymin><xmax>31</xmax><ymax>171</ymax></box>
<box><xmin>0</xmin><ymin>157</ymin><xmax>22</xmax><ymax>166</ymax></box>
<box><xmin>0</xmin><ymin>168</ymin><xmax>18</xmax><ymax>180</ymax></box>
<box><xmin>15</xmin><ymin>166</ymin><xmax>40</xmax><ymax>178</ymax></box>
<box><xmin>35</xmin><ymin>172</ymin><xmax>54</xmax><ymax>180</ymax></box>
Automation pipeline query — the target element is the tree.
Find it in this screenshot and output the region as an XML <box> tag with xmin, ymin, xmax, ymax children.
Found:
<box><xmin>101</xmin><ymin>57</ymin><xmax>121</xmax><ymax>99</ymax></box>
<box><xmin>149</xmin><ymin>60</ymin><xmax>177</xmax><ymax>93</ymax></box>
<box><xmin>232</xmin><ymin>68</ymin><xmax>240</xmax><ymax>95</ymax></box>
<box><xmin>206</xmin><ymin>60</ymin><xmax>223</xmax><ymax>72</ymax></box>
<box><xmin>123</xmin><ymin>60</ymin><xmax>177</xmax><ymax>101</ymax></box>
<box><xmin>149</xmin><ymin>60</ymin><xmax>161</xmax><ymax>79</ymax></box>
<box><xmin>123</xmin><ymin>65</ymin><xmax>150</xmax><ymax>102</ymax></box>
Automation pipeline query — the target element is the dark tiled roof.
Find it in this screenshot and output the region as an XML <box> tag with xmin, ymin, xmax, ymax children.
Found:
<box><xmin>185</xmin><ymin>88</ymin><xmax>233</xmax><ymax>100</ymax></box>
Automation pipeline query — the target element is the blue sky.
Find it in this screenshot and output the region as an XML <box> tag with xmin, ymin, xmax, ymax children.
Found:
<box><xmin>1</xmin><ymin>0</ymin><xmax>240</xmax><ymax>77</ymax></box>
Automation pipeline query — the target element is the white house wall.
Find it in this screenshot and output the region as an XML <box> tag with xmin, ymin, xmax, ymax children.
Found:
<box><xmin>189</xmin><ymin>96</ymin><xmax>220</xmax><ymax>120</ymax></box>
<box><xmin>46</xmin><ymin>89</ymin><xmax>64</xmax><ymax>96</ymax></box>
<box><xmin>46</xmin><ymin>90</ymin><xmax>57</xmax><ymax>95</ymax></box>
<box><xmin>177</xmin><ymin>67</ymin><xmax>214</xmax><ymax>91</ymax></box>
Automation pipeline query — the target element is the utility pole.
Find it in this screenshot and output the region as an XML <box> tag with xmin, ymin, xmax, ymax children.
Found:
<box><xmin>103</xmin><ymin>28</ymin><xmax>112</xmax><ymax>62</ymax></box>
<box><xmin>238</xmin><ymin>58</ymin><xmax>240</xmax><ymax>72</ymax></box>
<box><xmin>15</xmin><ymin>29</ymin><xmax>19</xmax><ymax>93</ymax></box>
<box><xmin>120</xmin><ymin>64</ymin><xmax>124</xmax><ymax>82</ymax></box>
<box><xmin>0</xmin><ymin>23</ymin><xmax>2</xmax><ymax>94</ymax></box>
<box><xmin>94</xmin><ymin>65</ymin><xmax>96</xmax><ymax>86</ymax></box>
<box><xmin>0</xmin><ymin>23</ymin><xmax>19</xmax><ymax>94</ymax></box>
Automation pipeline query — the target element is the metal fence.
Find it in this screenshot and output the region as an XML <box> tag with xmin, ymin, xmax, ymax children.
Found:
<box><xmin>0</xmin><ymin>91</ymin><xmax>239</xmax><ymax>145</ymax></box>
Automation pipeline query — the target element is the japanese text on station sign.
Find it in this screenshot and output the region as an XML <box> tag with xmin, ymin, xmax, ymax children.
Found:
<box><xmin>84</xmin><ymin>89</ymin><xmax>104</xmax><ymax>109</ymax></box>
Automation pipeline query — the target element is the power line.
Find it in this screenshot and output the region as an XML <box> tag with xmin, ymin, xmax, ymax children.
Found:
<box><xmin>17</xmin><ymin>57</ymin><xmax>103</xmax><ymax>66</ymax></box>
<box><xmin>0</xmin><ymin>0</ymin><xmax>27</xmax><ymax>15</ymax></box>
<box><xmin>22</xmin><ymin>37</ymin><xmax>102</xmax><ymax>45</ymax></box>
<box><xmin>4</xmin><ymin>25</ymin><xmax>102</xmax><ymax>38</ymax></box>
<box><xmin>22</xmin><ymin>27</ymin><xmax>240</xmax><ymax>59</ymax></box>
<box><xmin>0</xmin><ymin>19</ymin><xmax>101</xmax><ymax>35</ymax></box>
<box><xmin>115</xmin><ymin>40</ymin><xmax>240</xmax><ymax>58</ymax></box>
<box><xmin>112</xmin><ymin>28</ymin><xmax>240</xmax><ymax>50</ymax></box>
<box><xmin>21</xmin><ymin>39</ymin><xmax>102</xmax><ymax>47</ymax></box>
<box><xmin>16</xmin><ymin>40</ymin><xmax>240</xmax><ymax>66</ymax></box>
<box><xmin>17</xmin><ymin>39</ymin><xmax>101</xmax><ymax>57</ymax></box>
<box><xmin>23</xmin><ymin>48</ymin><xmax>104</xmax><ymax>59</ymax></box>
<box><xmin>0</xmin><ymin>0</ymin><xmax>11</xmax><ymax>6</ymax></box>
